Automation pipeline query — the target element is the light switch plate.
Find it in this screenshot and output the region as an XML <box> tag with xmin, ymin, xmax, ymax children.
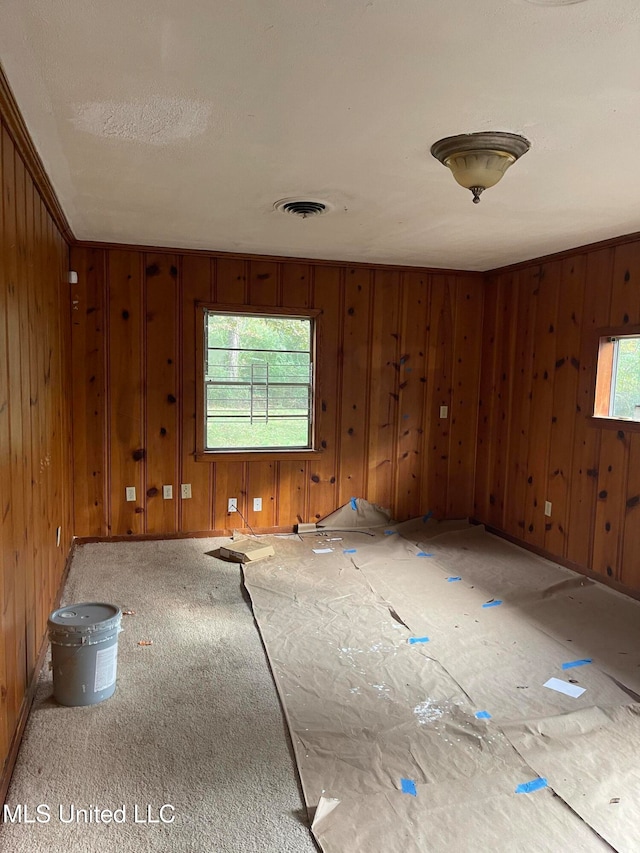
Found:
<box><xmin>125</xmin><ymin>486</ymin><xmax>136</xmax><ymax>502</ymax></box>
<box><xmin>544</xmin><ymin>500</ymin><xmax>552</xmax><ymax>517</ymax></box>
<box><xmin>439</xmin><ymin>405</ymin><xmax>448</xmax><ymax>418</ymax></box>
<box><xmin>163</xmin><ymin>485</ymin><xmax>173</xmax><ymax>500</ymax></box>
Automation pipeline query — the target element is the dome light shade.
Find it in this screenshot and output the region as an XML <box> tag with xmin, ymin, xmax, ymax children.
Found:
<box><xmin>431</xmin><ymin>132</ymin><xmax>530</xmax><ymax>203</ymax></box>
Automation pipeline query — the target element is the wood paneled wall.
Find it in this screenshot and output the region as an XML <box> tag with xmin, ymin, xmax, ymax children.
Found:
<box><xmin>0</xmin><ymin>121</ymin><xmax>72</xmax><ymax>788</ymax></box>
<box><xmin>70</xmin><ymin>247</ymin><xmax>483</xmax><ymax>537</ymax></box>
<box><xmin>475</xmin><ymin>239</ymin><xmax>640</xmax><ymax>593</ymax></box>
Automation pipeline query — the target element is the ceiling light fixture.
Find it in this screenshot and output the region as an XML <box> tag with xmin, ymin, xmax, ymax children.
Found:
<box><xmin>430</xmin><ymin>131</ymin><xmax>531</xmax><ymax>204</ymax></box>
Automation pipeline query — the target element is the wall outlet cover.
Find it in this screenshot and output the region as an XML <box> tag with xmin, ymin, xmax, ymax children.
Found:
<box><xmin>253</xmin><ymin>497</ymin><xmax>262</xmax><ymax>512</ymax></box>
<box><xmin>228</xmin><ymin>498</ymin><xmax>238</xmax><ymax>513</ymax></box>
<box><xmin>163</xmin><ymin>485</ymin><xmax>173</xmax><ymax>500</ymax></box>
<box><xmin>181</xmin><ymin>483</ymin><xmax>192</xmax><ymax>499</ymax></box>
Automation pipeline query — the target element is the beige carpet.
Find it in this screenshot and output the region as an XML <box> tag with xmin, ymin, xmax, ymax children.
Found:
<box><xmin>1</xmin><ymin>538</ymin><xmax>318</xmax><ymax>853</ymax></box>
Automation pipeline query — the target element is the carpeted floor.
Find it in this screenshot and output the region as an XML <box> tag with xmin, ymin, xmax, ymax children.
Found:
<box><xmin>0</xmin><ymin>538</ymin><xmax>318</xmax><ymax>853</ymax></box>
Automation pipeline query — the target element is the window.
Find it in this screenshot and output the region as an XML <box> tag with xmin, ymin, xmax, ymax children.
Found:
<box><xmin>200</xmin><ymin>308</ymin><xmax>316</xmax><ymax>453</ymax></box>
<box><xmin>594</xmin><ymin>333</ymin><xmax>640</xmax><ymax>421</ymax></box>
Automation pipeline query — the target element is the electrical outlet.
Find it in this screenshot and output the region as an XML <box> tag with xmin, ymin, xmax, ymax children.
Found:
<box><xmin>228</xmin><ymin>498</ymin><xmax>238</xmax><ymax>513</ymax></box>
<box><xmin>125</xmin><ymin>486</ymin><xmax>136</xmax><ymax>502</ymax></box>
<box><xmin>181</xmin><ymin>483</ymin><xmax>192</xmax><ymax>499</ymax></box>
<box><xmin>56</xmin><ymin>526</ymin><xmax>61</xmax><ymax>547</ymax></box>
<box><xmin>253</xmin><ymin>497</ymin><xmax>262</xmax><ymax>512</ymax></box>
<box><xmin>544</xmin><ymin>500</ymin><xmax>552</xmax><ymax>517</ymax></box>
<box><xmin>439</xmin><ymin>405</ymin><xmax>448</xmax><ymax>418</ymax></box>
<box><xmin>163</xmin><ymin>485</ymin><xmax>173</xmax><ymax>500</ymax></box>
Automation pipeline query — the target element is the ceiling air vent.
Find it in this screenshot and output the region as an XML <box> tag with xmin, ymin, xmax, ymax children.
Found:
<box><xmin>274</xmin><ymin>198</ymin><xmax>329</xmax><ymax>218</ymax></box>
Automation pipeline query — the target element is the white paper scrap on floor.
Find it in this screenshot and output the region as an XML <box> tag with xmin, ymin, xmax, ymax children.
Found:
<box><xmin>242</xmin><ymin>499</ymin><xmax>640</xmax><ymax>853</ymax></box>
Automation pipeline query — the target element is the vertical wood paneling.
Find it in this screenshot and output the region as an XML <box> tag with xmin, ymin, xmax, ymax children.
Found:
<box><xmin>144</xmin><ymin>254</ymin><xmax>179</xmax><ymax>534</ymax></box>
<box><xmin>0</xmin><ymin>116</ymin><xmax>72</xmax><ymax>794</ymax></box>
<box><xmin>3</xmin><ymin>126</ymin><xmax>26</xmax><ymax>731</ymax></box>
<box><xmin>609</xmin><ymin>242</ymin><xmax>640</xmax><ymax>327</ymax></box>
<box><xmin>108</xmin><ymin>250</ymin><xmax>144</xmax><ymax>535</ymax></box>
<box><xmin>309</xmin><ymin>266</ymin><xmax>342</xmax><ymax>521</ymax></box>
<box><xmin>180</xmin><ymin>255</ymin><xmax>213</xmax><ymax>532</ymax></box>
<box><xmin>503</xmin><ymin>267</ymin><xmax>539</xmax><ymax>536</ymax></box>
<box><xmin>544</xmin><ymin>255</ymin><xmax>585</xmax><ymax>557</ymax></box>
<box><xmin>474</xmin><ymin>274</ymin><xmax>499</xmax><ymax>522</ymax></box>
<box><xmin>447</xmin><ymin>276</ymin><xmax>483</xmax><ymax>518</ymax></box>
<box><xmin>523</xmin><ymin>261</ymin><xmax>560</xmax><ymax>547</ymax></box>
<box><xmin>215</xmin><ymin>257</ymin><xmax>246</xmax><ymax>304</ymax></box>
<box><xmin>213</xmin><ymin>461</ymin><xmax>246</xmax><ymax>533</ymax></box>
<box><xmin>621</xmin><ymin>432</ymin><xmax>640</xmax><ymax>589</ymax></box>
<box><xmin>422</xmin><ymin>275</ymin><xmax>455</xmax><ymax>517</ymax></box>
<box><xmin>476</xmin><ymin>237</ymin><xmax>640</xmax><ymax>598</ymax></box>
<box><xmin>0</xmin><ymin>125</ymin><xmax>13</xmax><ymax>759</ymax></box>
<box><xmin>73</xmin><ymin>250</ymin><xmax>483</xmax><ymax>535</ymax></box>
<box><xmin>395</xmin><ymin>271</ymin><xmax>429</xmax><ymax>520</ymax></box>
<box><xmin>281</xmin><ymin>262</ymin><xmax>311</xmax><ymax>308</ymax></box>
<box><xmin>248</xmin><ymin>259</ymin><xmax>279</xmax><ymax>306</ymax></box>
<box><xmin>592</xmin><ymin>429</ymin><xmax>629</xmax><ymax>580</ymax></box>
<box><xmin>566</xmin><ymin>248</ymin><xmax>613</xmax><ymax>566</ymax></box>
<box><xmin>70</xmin><ymin>248</ymin><xmax>107</xmax><ymax>536</ymax></box>
<box><xmin>487</xmin><ymin>273</ymin><xmax>518</xmax><ymax>530</ymax></box>
<box><xmin>366</xmin><ymin>270</ymin><xmax>401</xmax><ymax>512</ymax></box>
<box><xmin>338</xmin><ymin>267</ymin><xmax>372</xmax><ymax>506</ymax></box>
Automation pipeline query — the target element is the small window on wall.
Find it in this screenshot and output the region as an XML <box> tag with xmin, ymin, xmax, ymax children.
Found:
<box><xmin>594</xmin><ymin>333</ymin><xmax>640</xmax><ymax>421</ymax></box>
<box><xmin>201</xmin><ymin>309</ymin><xmax>316</xmax><ymax>452</ymax></box>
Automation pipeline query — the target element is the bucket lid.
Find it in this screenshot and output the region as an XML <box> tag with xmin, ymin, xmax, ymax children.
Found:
<box><xmin>48</xmin><ymin>602</ymin><xmax>121</xmax><ymax>634</ymax></box>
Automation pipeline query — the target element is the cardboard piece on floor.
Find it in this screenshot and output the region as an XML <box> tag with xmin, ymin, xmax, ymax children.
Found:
<box><xmin>219</xmin><ymin>539</ymin><xmax>275</xmax><ymax>563</ymax></box>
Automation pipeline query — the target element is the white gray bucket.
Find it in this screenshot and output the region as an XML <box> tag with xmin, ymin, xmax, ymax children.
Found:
<box><xmin>48</xmin><ymin>603</ymin><xmax>122</xmax><ymax>707</ymax></box>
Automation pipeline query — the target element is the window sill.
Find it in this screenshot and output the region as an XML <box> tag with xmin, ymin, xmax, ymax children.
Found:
<box><xmin>589</xmin><ymin>416</ymin><xmax>640</xmax><ymax>433</ymax></box>
<box><xmin>196</xmin><ymin>449</ymin><xmax>323</xmax><ymax>463</ymax></box>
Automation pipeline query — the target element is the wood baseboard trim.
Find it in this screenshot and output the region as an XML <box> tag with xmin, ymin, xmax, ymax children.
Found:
<box><xmin>74</xmin><ymin>526</ymin><xmax>297</xmax><ymax>545</ymax></box>
<box><xmin>0</xmin><ymin>62</ymin><xmax>73</xmax><ymax>244</ymax></box>
<box><xmin>0</xmin><ymin>540</ymin><xmax>78</xmax><ymax>809</ymax></box>
<box><xmin>474</xmin><ymin>519</ymin><xmax>640</xmax><ymax>605</ymax></box>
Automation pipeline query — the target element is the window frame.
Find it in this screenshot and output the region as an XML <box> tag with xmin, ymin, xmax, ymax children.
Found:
<box><xmin>195</xmin><ymin>302</ymin><xmax>322</xmax><ymax>461</ymax></box>
<box><xmin>590</xmin><ymin>323</ymin><xmax>640</xmax><ymax>433</ymax></box>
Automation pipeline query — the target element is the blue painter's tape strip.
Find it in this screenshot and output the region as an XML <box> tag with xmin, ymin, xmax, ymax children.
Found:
<box><xmin>475</xmin><ymin>710</ymin><xmax>492</xmax><ymax>720</ymax></box>
<box><xmin>561</xmin><ymin>658</ymin><xmax>592</xmax><ymax>670</ymax></box>
<box><xmin>482</xmin><ymin>600</ymin><xmax>503</xmax><ymax>608</ymax></box>
<box><xmin>416</xmin><ymin>551</ymin><xmax>433</xmax><ymax>557</ymax></box>
<box><xmin>422</xmin><ymin>511</ymin><xmax>433</xmax><ymax>523</ymax></box>
<box><xmin>401</xmin><ymin>778</ymin><xmax>417</xmax><ymax>797</ymax></box>
<box><xmin>408</xmin><ymin>636</ymin><xmax>430</xmax><ymax>645</ymax></box>
<box><xmin>343</xmin><ymin>548</ymin><xmax>357</xmax><ymax>554</ymax></box>
<box><xmin>447</xmin><ymin>576</ymin><xmax>462</xmax><ymax>582</ymax></box>
<box><xmin>384</xmin><ymin>530</ymin><xmax>397</xmax><ymax>536</ymax></box>
<box><xmin>350</xmin><ymin>497</ymin><xmax>358</xmax><ymax>511</ymax></box>
<box><xmin>515</xmin><ymin>777</ymin><xmax>548</xmax><ymax>795</ymax></box>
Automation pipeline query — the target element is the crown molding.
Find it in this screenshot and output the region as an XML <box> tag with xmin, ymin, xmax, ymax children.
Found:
<box><xmin>0</xmin><ymin>61</ymin><xmax>73</xmax><ymax>243</ymax></box>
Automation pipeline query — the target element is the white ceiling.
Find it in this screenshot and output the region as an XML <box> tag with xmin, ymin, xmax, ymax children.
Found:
<box><xmin>1</xmin><ymin>0</ymin><xmax>639</xmax><ymax>271</ymax></box>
